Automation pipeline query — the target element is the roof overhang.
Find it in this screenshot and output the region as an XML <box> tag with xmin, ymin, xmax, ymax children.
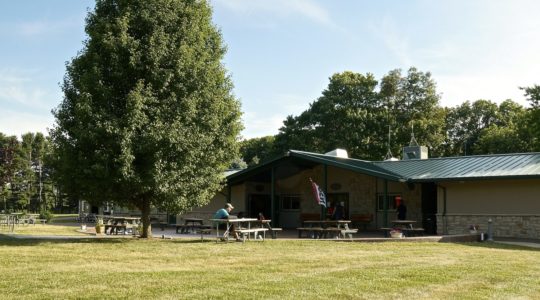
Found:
<box><xmin>226</xmin><ymin>150</ymin><xmax>405</xmax><ymax>185</ymax></box>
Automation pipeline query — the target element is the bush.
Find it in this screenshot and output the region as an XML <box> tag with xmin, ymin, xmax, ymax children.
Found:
<box><xmin>39</xmin><ymin>210</ymin><xmax>53</xmax><ymax>222</ymax></box>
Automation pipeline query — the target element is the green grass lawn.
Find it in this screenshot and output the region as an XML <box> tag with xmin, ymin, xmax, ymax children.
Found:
<box><xmin>0</xmin><ymin>224</ymin><xmax>88</xmax><ymax>236</ymax></box>
<box><xmin>0</xmin><ymin>236</ymin><xmax>538</xmax><ymax>300</ymax></box>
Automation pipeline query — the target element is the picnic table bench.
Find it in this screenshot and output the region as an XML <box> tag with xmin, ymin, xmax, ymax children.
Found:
<box><xmin>298</xmin><ymin>220</ymin><xmax>357</xmax><ymax>239</ymax></box>
<box><xmin>379</xmin><ymin>227</ymin><xmax>425</xmax><ymax>237</ymax></box>
<box><xmin>253</xmin><ymin>219</ymin><xmax>282</xmax><ymax>239</ymax></box>
<box><xmin>101</xmin><ymin>216</ymin><xmax>140</xmax><ymax>235</ymax></box>
<box><xmin>32</xmin><ymin>218</ymin><xmax>47</xmax><ymax>225</ymax></box>
<box><xmin>176</xmin><ymin>218</ymin><xmax>210</xmax><ymax>234</ymax></box>
<box><xmin>211</xmin><ymin>218</ymin><xmax>270</xmax><ymax>243</ymax></box>
<box><xmin>176</xmin><ymin>224</ymin><xmax>212</xmax><ymax>234</ymax></box>
<box><xmin>297</xmin><ymin>227</ymin><xmax>325</xmax><ymax>238</ymax></box>
<box><xmin>402</xmin><ymin>227</ymin><xmax>425</xmax><ymax>237</ymax></box>
<box><xmin>350</xmin><ymin>213</ymin><xmax>373</xmax><ymax>229</ymax></box>
<box><xmin>235</xmin><ymin>228</ymin><xmax>269</xmax><ymax>242</ymax></box>
<box><xmin>105</xmin><ymin>223</ymin><xmax>137</xmax><ymax>235</ymax></box>
<box><xmin>269</xmin><ymin>227</ymin><xmax>282</xmax><ymax>239</ymax></box>
<box><xmin>196</xmin><ymin>228</ymin><xmax>213</xmax><ymax>241</ymax></box>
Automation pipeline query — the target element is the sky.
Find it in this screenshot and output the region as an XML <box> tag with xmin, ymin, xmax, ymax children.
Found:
<box><xmin>1</xmin><ymin>0</ymin><xmax>540</xmax><ymax>140</ymax></box>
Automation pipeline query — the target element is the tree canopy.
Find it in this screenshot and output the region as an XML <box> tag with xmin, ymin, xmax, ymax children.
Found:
<box><xmin>272</xmin><ymin>68</ymin><xmax>445</xmax><ymax>160</ymax></box>
<box><xmin>241</xmin><ymin>70</ymin><xmax>537</xmax><ymax>164</ymax></box>
<box><xmin>0</xmin><ymin>132</ymin><xmax>59</xmax><ymax>213</ymax></box>
<box><xmin>51</xmin><ymin>0</ymin><xmax>242</xmax><ymax>237</ymax></box>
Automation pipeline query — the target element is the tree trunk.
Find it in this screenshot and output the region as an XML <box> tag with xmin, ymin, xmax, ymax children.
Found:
<box><xmin>140</xmin><ymin>198</ymin><xmax>152</xmax><ymax>238</ymax></box>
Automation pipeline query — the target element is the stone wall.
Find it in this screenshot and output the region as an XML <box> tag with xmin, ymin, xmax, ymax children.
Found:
<box><xmin>437</xmin><ymin>214</ymin><xmax>540</xmax><ymax>239</ymax></box>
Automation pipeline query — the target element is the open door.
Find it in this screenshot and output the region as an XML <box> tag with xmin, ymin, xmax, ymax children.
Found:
<box><xmin>248</xmin><ymin>194</ymin><xmax>271</xmax><ymax>219</ymax></box>
<box><xmin>421</xmin><ymin>183</ymin><xmax>437</xmax><ymax>234</ymax></box>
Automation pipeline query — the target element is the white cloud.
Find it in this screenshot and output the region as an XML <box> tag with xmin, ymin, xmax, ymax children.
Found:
<box><xmin>240</xmin><ymin>92</ymin><xmax>315</xmax><ymax>139</ymax></box>
<box><xmin>212</xmin><ymin>0</ymin><xmax>334</xmax><ymax>27</ymax></box>
<box><xmin>0</xmin><ymin>109</ymin><xmax>53</xmax><ymax>137</ymax></box>
<box><xmin>241</xmin><ymin>111</ymin><xmax>285</xmax><ymax>140</ymax></box>
<box><xmin>0</xmin><ymin>69</ymin><xmax>58</xmax><ymax>110</ymax></box>
<box><xmin>369</xmin><ymin>16</ymin><xmax>412</xmax><ymax>67</ymax></box>
<box><xmin>14</xmin><ymin>17</ymin><xmax>84</xmax><ymax>37</ymax></box>
<box><xmin>273</xmin><ymin>93</ymin><xmax>312</xmax><ymax>115</ymax></box>
<box><xmin>367</xmin><ymin>3</ymin><xmax>540</xmax><ymax>109</ymax></box>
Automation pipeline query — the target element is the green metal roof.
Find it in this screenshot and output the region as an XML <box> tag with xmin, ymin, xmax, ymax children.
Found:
<box><xmin>226</xmin><ymin>150</ymin><xmax>405</xmax><ymax>184</ymax></box>
<box><xmin>288</xmin><ymin>150</ymin><xmax>405</xmax><ymax>181</ymax></box>
<box><xmin>226</xmin><ymin>150</ymin><xmax>540</xmax><ymax>184</ymax></box>
<box><xmin>374</xmin><ymin>152</ymin><xmax>540</xmax><ymax>182</ymax></box>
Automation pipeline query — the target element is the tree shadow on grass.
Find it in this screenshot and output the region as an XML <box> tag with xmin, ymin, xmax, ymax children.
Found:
<box><xmin>0</xmin><ymin>234</ymin><xmax>132</xmax><ymax>246</ymax></box>
<box><xmin>453</xmin><ymin>240</ymin><xmax>540</xmax><ymax>252</ymax></box>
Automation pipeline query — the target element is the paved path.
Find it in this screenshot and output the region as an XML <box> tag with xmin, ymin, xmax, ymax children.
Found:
<box><xmin>3</xmin><ymin>223</ymin><xmax>540</xmax><ymax>247</ymax></box>
<box><xmin>494</xmin><ymin>240</ymin><xmax>540</xmax><ymax>249</ymax></box>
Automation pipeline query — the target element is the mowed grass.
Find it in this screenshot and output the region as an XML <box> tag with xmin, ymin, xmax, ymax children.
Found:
<box><xmin>0</xmin><ymin>236</ymin><xmax>539</xmax><ymax>300</ymax></box>
<box><xmin>1</xmin><ymin>224</ymin><xmax>88</xmax><ymax>236</ymax></box>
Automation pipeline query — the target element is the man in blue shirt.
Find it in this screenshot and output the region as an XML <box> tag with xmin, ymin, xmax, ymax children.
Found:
<box><xmin>213</xmin><ymin>203</ymin><xmax>240</xmax><ymax>241</ymax></box>
<box><xmin>214</xmin><ymin>203</ymin><xmax>234</xmax><ymax>219</ymax></box>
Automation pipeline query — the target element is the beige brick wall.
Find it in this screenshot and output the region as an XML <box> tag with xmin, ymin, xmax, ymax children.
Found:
<box><xmin>437</xmin><ymin>214</ymin><xmax>540</xmax><ymax>239</ymax></box>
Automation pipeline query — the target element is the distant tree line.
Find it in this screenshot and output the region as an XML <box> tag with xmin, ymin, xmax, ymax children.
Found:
<box><xmin>239</xmin><ymin>68</ymin><xmax>540</xmax><ymax>166</ymax></box>
<box><xmin>0</xmin><ymin>132</ymin><xmax>76</xmax><ymax>214</ymax></box>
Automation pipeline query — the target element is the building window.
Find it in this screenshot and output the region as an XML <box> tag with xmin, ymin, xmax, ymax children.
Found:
<box><xmin>377</xmin><ymin>194</ymin><xmax>401</xmax><ymax>211</ymax></box>
<box><xmin>281</xmin><ymin>194</ymin><xmax>301</xmax><ymax>210</ymax></box>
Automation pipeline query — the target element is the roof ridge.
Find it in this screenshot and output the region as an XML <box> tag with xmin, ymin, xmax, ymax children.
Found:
<box><xmin>289</xmin><ymin>150</ymin><xmax>405</xmax><ymax>180</ymax></box>
<box><xmin>374</xmin><ymin>152</ymin><xmax>540</xmax><ymax>163</ymax></box>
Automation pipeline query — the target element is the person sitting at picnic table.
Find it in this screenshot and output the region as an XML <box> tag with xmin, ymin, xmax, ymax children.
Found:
<box><xmin>332</xmin><ymin>201</ymin><xmax>345</xmax><ymax>220</ymax></box>
<box><xmin>397</xmin><ymin>200</ymin><xmax>407</xmax><ymax>220</ymax></box>
<box><xmin>213</xmin><ymin>203</ymin><xmax>241</xmax><ymax>241</ymax></box>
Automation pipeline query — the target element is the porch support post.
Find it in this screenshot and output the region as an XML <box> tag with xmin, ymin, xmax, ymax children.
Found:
<box><xmin>383</xmin><ymin>179</ymin><xmax>388</xmax><ymax>227</ymax></box>
<box><xmin>271</xmin><ymin>166</ymin><xmax>275</xmax><ymax>227</ymax></box>
<box><xmin>443</xmin><ymin>185</ymin><xmax>447</xmax><ymax>235</ymax></box>
<box><xmin>227</xmin><ymin>184</ymin><xmax>231</xmax><ymax>203</ymax></box>
<box><xmin>322</xmin><ymin>164</ymin><xmax>328</xmax><ymax>221</ymax></box>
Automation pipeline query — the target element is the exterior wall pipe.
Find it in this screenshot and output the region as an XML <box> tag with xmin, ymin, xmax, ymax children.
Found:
<box><xmin>437</xmin><ymin>183</ymin><xmax>448</xmax><ymax>235</ymax></box>
<box><xmin>383</xmin><ymin>179</ymin><xmax>388</xmax><ymax>227</ymax></box>
<box><xmin>271</xmin><ymin>166</ymin><xmax>275</xmax><ymax>227</ymax></box>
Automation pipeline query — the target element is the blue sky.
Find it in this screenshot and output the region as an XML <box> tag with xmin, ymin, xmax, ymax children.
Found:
<box><xmin>1</xmin><ymin>0</ymin><xmax>540</xmax><ymax>139</ymax></box>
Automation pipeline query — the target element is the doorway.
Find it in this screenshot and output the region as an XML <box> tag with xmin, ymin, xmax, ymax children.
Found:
<box><xmin>327</xmin><ymin>193</ymin><xmax>349</xmax><ymax>220</ymax></box>
<box><xmin>247</xmin><ymin>194</ymin><xmax>271</xmax><ymax>219</ymax></box>
<box><xmin>421</xmin><ymin>183</ymin><xmax>438</xmax><ymax>234</ymax></box>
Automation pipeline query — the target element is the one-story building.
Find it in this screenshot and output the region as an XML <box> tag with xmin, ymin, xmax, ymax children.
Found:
<box><xmin>180</xmin><ymin>146</ymin><xmax>540</xmax><ymax>239</ymax></box>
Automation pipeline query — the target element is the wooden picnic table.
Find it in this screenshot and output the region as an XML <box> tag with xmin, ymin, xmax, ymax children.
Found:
<box><xmin>209</xmin><ymin>218</ymin><xmax>268</xmax><ymax>243</ymax></box>
<box><xmin>298</xmin><ymin>220</ymin><xmax>357</xmax><ymax>239</ymax></box>
<box><xmin>0</xmin><ymin>214</ymin><xmax>17</xmax><ymax>232</ymax></box>
<box><xmin>176</xmin><ymin>218</ymin><xmax>208</xmax><ymax>234</ymax></box>
<box><xmin>391</xmin><ymin>220</ymin><xmax>416</xmax><ymax>229</ymax></box>
<box><xmin>99</xmin><ymin>216</ymin><xmax>141</xmax><ymax>235</ymax></box>
<box><xmin>380</xmin><ymin>220</ymin><xmax>424</xmax><ymax>237</ymax></box>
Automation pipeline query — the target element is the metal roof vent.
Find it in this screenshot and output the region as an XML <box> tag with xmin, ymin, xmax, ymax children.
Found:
<box><xmin>402</xmin><ymin>123</ymin><xmax>428</xmax><ymax>160</ymax></box>
<box><xmin>325</xmin><ymin>148</ymin><xmax>348</xmax><ymax>158</ymax></box>
<box><xmin>403</xmin><ymin>145</ymin><xmax>428</xmax><ymax>160</ymax></box>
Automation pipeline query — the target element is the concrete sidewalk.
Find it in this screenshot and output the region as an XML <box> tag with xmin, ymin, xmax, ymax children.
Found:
<box><xmin>493</xmin><ymin>237</ymin><xmax>540</xmax><ymax>249</ymax></box>
<box><xmin>3</xmin><ymin>223</ymin><xmax>539</xmax><ymax>247</ymax></box>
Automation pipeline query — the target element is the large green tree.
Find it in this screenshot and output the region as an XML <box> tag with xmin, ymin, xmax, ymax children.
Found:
<box><xmin>0</xmin><ymin>134</ymin><xmax>19</xmax><ymax>212</ymax></box>
<box><xmin>275</xmin><ymin>68</ymin><xmax>445</xmax><ymax>160</ymax></box>
<box><xmin>51</xmin><ymin>0</ymin><xmax>242</xmax><ymax>237</ymax></box>
<box><xmin>239</xmin><ymin>135</ymin><xmax>280</xmax><ymax>166</ymax></box>
<box><xmin>473</xmin><ymin>100</ymin><xmax>532</xmax><ymax>154</ymax></box>
<box><xmin>444</xmin><ymin>100</ymin><xmax>499</xmax><ymax>156</ymax></box>
<box><xmin>275</xmin><ymin>71</ymin><xmax>382</xmax><ymax>159</ymax></box>
<box><xmin>379</xmin><ymin>67</ymin><xmax>446</xmax><ymax>157</ymax></box>
<box><xmin>522</xmin><ymin>85</ymin><xmax>540</xmax><ymax>151</ymax></box>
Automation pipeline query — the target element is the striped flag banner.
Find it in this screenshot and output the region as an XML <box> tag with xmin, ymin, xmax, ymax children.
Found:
<box><xmin>310</xmin><ymin>178</ymin><xmax>327</xmax><ymax>207</ymax></box>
